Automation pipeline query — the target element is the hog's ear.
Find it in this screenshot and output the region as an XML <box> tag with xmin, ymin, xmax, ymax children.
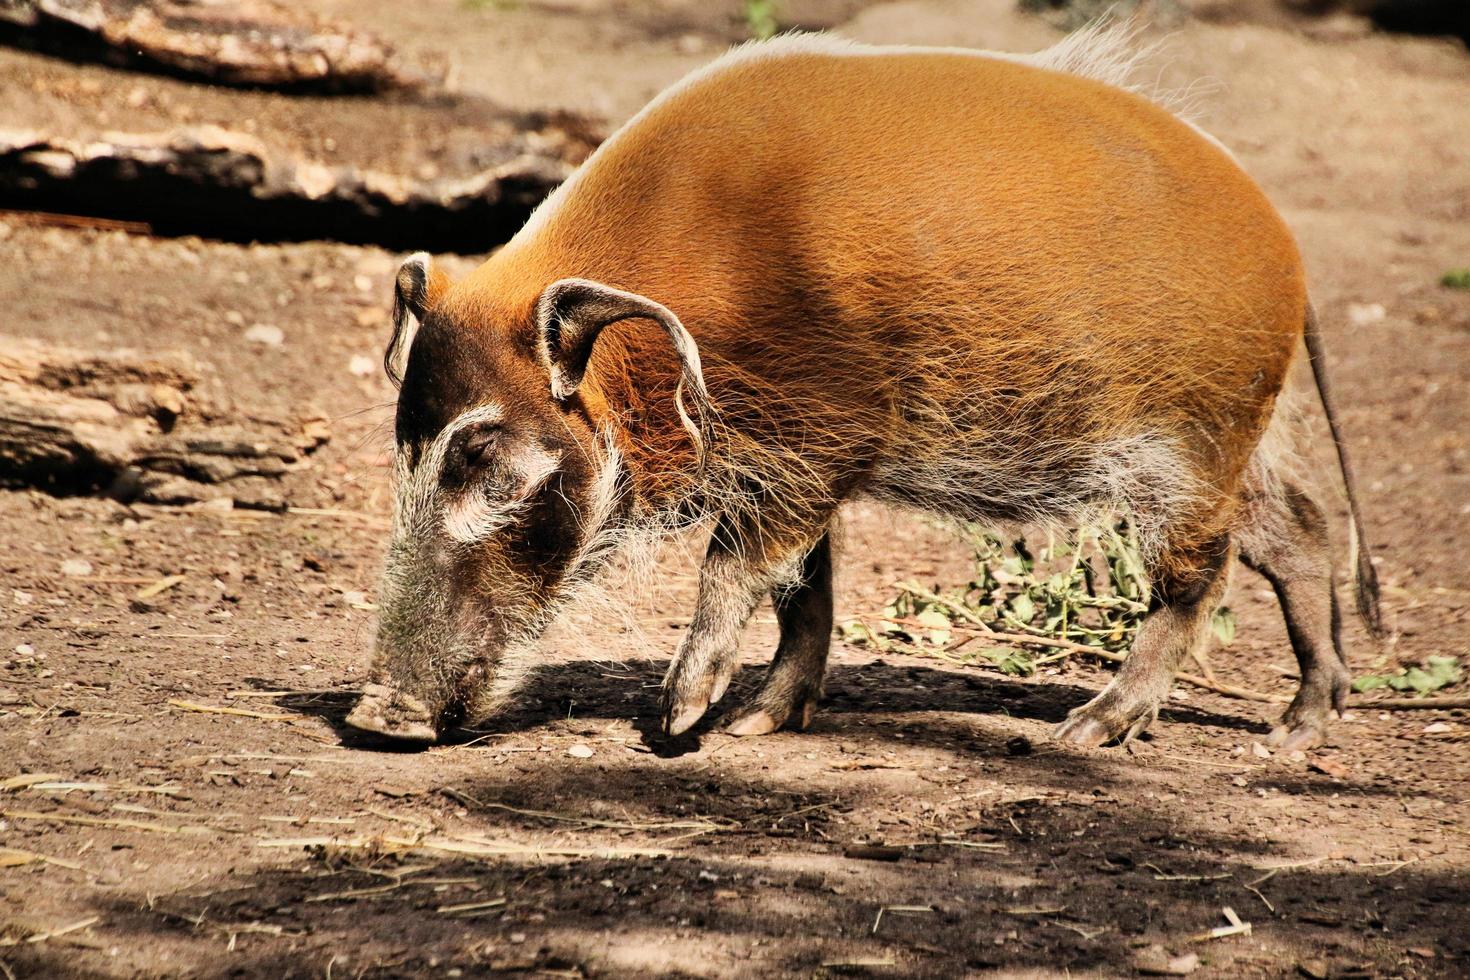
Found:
<box><xmin>384</xmin><ymin>252</ymin><xmax>449</xmax><ymax>388</ymax></box>
<box><xmin>536</xmin><ymin>277</ymin><xmax>713</xmax><ymax>464</ymax></box>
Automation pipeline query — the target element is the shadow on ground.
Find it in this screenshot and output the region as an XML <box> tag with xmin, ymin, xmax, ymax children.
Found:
<box><xmin>264</xmin><ymin>654</ymin><xmax>1275</xmax><ymax>751</ymax></box>
<box><xmin>8</xmin><ymin>759</ymin><xmax>1466</xmax><ymax>977</ymax></box>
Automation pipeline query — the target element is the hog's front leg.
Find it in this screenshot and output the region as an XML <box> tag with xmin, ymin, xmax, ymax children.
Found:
<box><xmin>661</xmin><ymin>513</ymin><xmax>828</xmax><ymax>736</ymax></box>
<box><xmin>726</xmin><ymin>532</ymin><xmax>833</xmax><ymax>736</ymax></box>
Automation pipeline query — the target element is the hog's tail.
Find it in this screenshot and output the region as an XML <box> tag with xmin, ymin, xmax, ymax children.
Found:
<box><xmin>1303</xmin><ymin>302</ymin><xmax>1384</xmax><ymax>637</ymax></box>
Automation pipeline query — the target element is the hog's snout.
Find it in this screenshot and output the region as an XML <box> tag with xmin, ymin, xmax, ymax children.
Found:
<box><xmin>345</xmin><ymin>683</ymin><xmax>439</xmax><ymax>743</ymax></box>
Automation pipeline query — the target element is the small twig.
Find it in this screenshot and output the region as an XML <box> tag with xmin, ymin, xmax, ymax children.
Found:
<box><xmin>4</xmin><ymin>809</ymin><xmax>218</xmax><ymax>836</ymax></box>
<box><xmin>1243</xmin><ymin>882</ymin><xmax>1275</xmax><ymax>914</ymax></box>
<box><xmin>0</xmin><ymin>916</ymin><xmax>101</xmax><ymax>948</ymax></box>
<box><xmin>1</xmin><ymin>773</ymin><xmax>65</xmax><ymax>791</ymax></box>
<box><xmin>254</xmin><ymin>834</ymin><xmax>672</xmax><ymax>860</ymax></box>
<box><xmin>1143</xmin><ymin>863</ymin><xmax>1231</xmax><ymax>882</ymax></box>
<box><xmin>168</xmin><ymin>700</ymin><xmax>293</xmax><ymax>721</ymax></box>
<box><xmin>305</xmin><ymin>882</ymin><xmax>405</xmax><ymax>904</ymax></box>
<box><xmin>1374</xmin><ymin>857</ymin><xmax>1420</xmax><ymax>877</ymax></box>
<box><xmin>21</xmin><ymin>781</ymin><xmax>181</xmax><ymax>797</ymax></box>
<box><xmin>435</xmin><ymin>898</ymin><xmax>507</xmax><ymax>915</ymax></box>
<box><xmin>1191</xmin><ymin>906</ymin><xmax>1251</xmax><ymax>943</ymax></box>
<box><xmin>1190</xmin><ymin>647</ymin><xmax>1219</xmax><ymax>685</ymax></box>
<box><xmin>872</xmin><ymin>904</ymin><xmax>934</xmax><ymax>935</ymax></box>
<box><xmin>0</xmin><ymin>848</ymin><xmax>87</xmax><ymax>872</ymax></box>
<box><xmin>893</xmin><ymin>581</ymin><xmax>994</xmax><ymax>631</ymax></box>
<box><xmin>1356</xmin><ymin>695</ymin><xmax>1470</xmax><ymax>711</ymax></box>
<box><xmin>440</xmin><ymin>787</ymin><xmax>732</xmax><ymax>833</ymax></box>
<box><xmin>135</xmin><ymin>575</ymin><xmax>186</xmax><ymax>600</ymax></box>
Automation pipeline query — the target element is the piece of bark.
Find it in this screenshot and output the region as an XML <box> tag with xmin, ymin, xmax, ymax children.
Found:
<box><xmin>0</xmin><ymin>338</ymin><xmax>326</xmax><ymax>508</ymax></box>
<box><xmin>0</xmin><ymin>0</ymin><xmax>438</xmax><ymax>92</ymax></box>
<box><xmin>0</xmin><ymin>125</ymin><xmax>587</xmax><ymax>252</ymax></box>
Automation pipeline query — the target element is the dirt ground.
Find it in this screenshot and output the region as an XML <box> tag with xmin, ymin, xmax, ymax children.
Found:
<box><xmin>2</xmin><ymin>1</ymin><xmax>1468</xmax><ymax>977</ymax></box>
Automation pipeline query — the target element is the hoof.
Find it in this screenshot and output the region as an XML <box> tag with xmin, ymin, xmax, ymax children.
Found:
<box><xmin>663</xmin><ymin>697</ymin><xmax>709</xmax><ymax>737</ymax></box>
<box><xmin>345</xmin><ymin>683</ymin><xmax>438</xmax><ymax>743</ymax></box>
<box><xmin>1053</xmin><ymin>714</ymin><xmax>1112</xmax><ymax>747</ymax></box>
<box><xmin>726</xmin><ymin>709</ymin><xmax>781</xmax><ymax>737</ymax></box>
<box><xmin>1267</xmin><ymin>723</ymin><xmax>1326</xmax><ymax>752</ymax></box>
<box><xmin>725</xmin><ymin>691</ymin><xmax>817</xmax><ymax>737</ymax></box>
<box><xmin>1054</xmin><ymin>696</ymin><xmax>1158</xmax><ymax>748</ymax></box>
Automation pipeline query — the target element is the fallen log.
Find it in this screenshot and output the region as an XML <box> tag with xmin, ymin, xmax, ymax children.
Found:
<box><xmin>0</xmin><ymin>0</ymin><xmax>438</xmax><ymax>92</ymax></box>
<box><xmin>0</xmin><ymin>124</ymin><xmax>587</xmax><ymax>252</ymax></box>
<box><xmin>0</xmin><ymin>338</ymin><xmax>328</xmax><ymax>509</ymax></box>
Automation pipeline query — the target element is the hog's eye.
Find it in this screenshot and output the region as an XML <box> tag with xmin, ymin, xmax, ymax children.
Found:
<box><xmin>461</xmin><ymin>424</ymin><xmax>500</xmax><ymax>468</ymax></box>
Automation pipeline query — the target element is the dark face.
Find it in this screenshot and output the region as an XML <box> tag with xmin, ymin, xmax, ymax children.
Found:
<box><xmin>346</xmin><ymin>315</ymin><xmax>626</xmax><ymax>742</ymax></box>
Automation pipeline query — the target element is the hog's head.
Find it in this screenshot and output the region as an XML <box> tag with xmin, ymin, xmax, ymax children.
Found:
<box><xmin>345</xmin><ymin>254</ymin><xmax>710</xmax><ymax>743</ymax></box>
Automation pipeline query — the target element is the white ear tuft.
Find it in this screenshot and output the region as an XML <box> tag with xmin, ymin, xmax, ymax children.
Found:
<box><xmin>385</xmin><ymin>252</ymin><xmax>436</xmax><ymax>387</ymax></box>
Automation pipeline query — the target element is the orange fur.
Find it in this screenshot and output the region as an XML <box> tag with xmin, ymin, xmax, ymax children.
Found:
<box><xmin>444</xmin><ymin>37</ymin><xmax>1303</xmax><ymax>564</ymax></box>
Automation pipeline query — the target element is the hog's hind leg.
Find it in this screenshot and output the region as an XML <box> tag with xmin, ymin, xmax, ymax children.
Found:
<box><xmin>1236</xmin><ymin>480</ymin><xmax>1350</xmax><ymax>751</ymax></box>
<box><xmin>726</xmin><ymin>533</ymin><xmax>834</xmax><ymax>736</ymax></box>
<box><xmin>1054</xmin><ymin>533</ymin><xmax>1234</xmax><ymax>747</ymax></box>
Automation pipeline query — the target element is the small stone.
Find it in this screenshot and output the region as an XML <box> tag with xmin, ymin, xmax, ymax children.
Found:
<box><xmin>1251</xmin><ymin>742</ymin><xmax>1272</xmax><ymax>759</ymax></box>
<box><xmin>1346</xmin><ymin>302</ymin><xmax>1386</xmax><ymax>326</ymax></box>
<box><xmin>567</xmin><ymin>743</ymin><xmax>594</xmax><ymax>759</ymax></box>
<box><xmin>1308</xmin><ymin>757</ymin><xmax>1350</xmax><ymax>780</ymax></box>
<box><xmin>1004</xmin><ymin>735</ymin><xmax>1033</xmax><ymax>757</ymax></box>
<box><xmin>1134</xmin><ymin>945</ymin><xmax>1199</xmax><ymax>976</ymax></box>
<box><xmin>1423</xmin><ymin>722</ymin><xmax>1452</xmax><ymax>734</ymax></box>
<box><xmin>14</xmin><ymin>644</ymin><xmax>34</xmax><ymax>657</ymax></box>
<box><xmin>348</xmin><ymin>354</ymin><xmax>376</xmax><ymax>377</ymax></box>
<box><xmin>60</xmin><ymin>559</ymin><xmax>93</xmax><ymax>577</ymax></box>
<box><xmin>1296</xmin><ymin>958</ymin><xmax>1329</xmax><ymax>980</ymax></box>
<box><xmin>244</xmin><ymin>323</ymin><xmax>284</xmax><ymax>346</ymax></box>
<box><xmin>508</xmin><ymin>932</ymin><xmax>527</xmax><ymax>944</ymax></box>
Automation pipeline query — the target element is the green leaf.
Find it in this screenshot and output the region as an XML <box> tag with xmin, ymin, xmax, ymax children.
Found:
<box><xmin>1357</xmin><ymin>656</ymin><xmax>1462</xmax><ymax>696</ymax></box>
<box><xmin>981</xmin><ymin>647</ymin><xmax>1035</xmax><ymax>677</ymax></box>
<box><xmin>914</xmin><ymin>609</ymin><xmax>954</xmax><ymax>630</ymax></box>
<box><xmin>1352</xmin><ymin>674</ymin><xmax>1390</xmax><ymax>693</ymax></box>
<box><xmin>1008</xmin><ymin>592</ymin><xmax>1036</xmax><ymax>624</ymax></box>
<box><xmin>742</xmin><ymin>0</ymin><xmax>779</xmax><ymax>40</ymax></box>
<box><xmin>1210</xmin><ymin>607</ymin><xmax>1237</xmax><ymax>646</ymax></box>
<box><xmin>1424</xmin><ymin>655</ymin><xmax>1462</xmax><ymax>688</ymax></box>
<box><xmin>1441</xmin><ymin>268</ymin><xmax>1470</xmax><ymax>290</ymax></box>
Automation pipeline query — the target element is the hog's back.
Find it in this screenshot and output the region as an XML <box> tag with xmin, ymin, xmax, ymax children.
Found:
<box><xmin>478</xmin><ymin>41</ymin><xmax>1306</xmax><ymax>482</ymax></box>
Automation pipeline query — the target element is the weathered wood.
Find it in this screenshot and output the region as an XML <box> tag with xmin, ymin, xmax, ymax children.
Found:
<box><xmin>0</xmin><ymin>339</ymin><xmax>328</xmax><ymax>509</ymax></box>
<box><xmin>0</xmin><ymin>125</ymin><xmax>587</xmax><ymax>252</ymax></box>
<box><xmin>0</xmin><ymin>0</ymin><xmax>437</xmax><ymax>92</ymax></box>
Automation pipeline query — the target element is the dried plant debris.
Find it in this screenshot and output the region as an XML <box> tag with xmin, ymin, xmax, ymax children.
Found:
<box><xmin>0</xmin><ymin>124</ymin><xmax>591</xmax><ymax>251</ymax></box>
<box><xmin>0</xmin><ymin>0</ymin><xmax>438</xmax><ymax>92</ymax></box>
<box><xmin>0</xmin><ymin>336</ymin><xmax>328</xmax><ymax>508</ymax></box>
<box><xmin>841</xmin><ymin>523</ymin><xmax>1225</xmax><ymax>675</ymax></box>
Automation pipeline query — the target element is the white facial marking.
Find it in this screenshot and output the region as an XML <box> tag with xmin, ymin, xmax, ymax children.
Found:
<box><xmin>394</xmin><ymin>403</ymin><xmax>506</xmax><ymax>536</ymax></box>
<box><xmin>442</xmin><ymin>442</ymin><xmax>560</xmax><ymax>545</ymax></box>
